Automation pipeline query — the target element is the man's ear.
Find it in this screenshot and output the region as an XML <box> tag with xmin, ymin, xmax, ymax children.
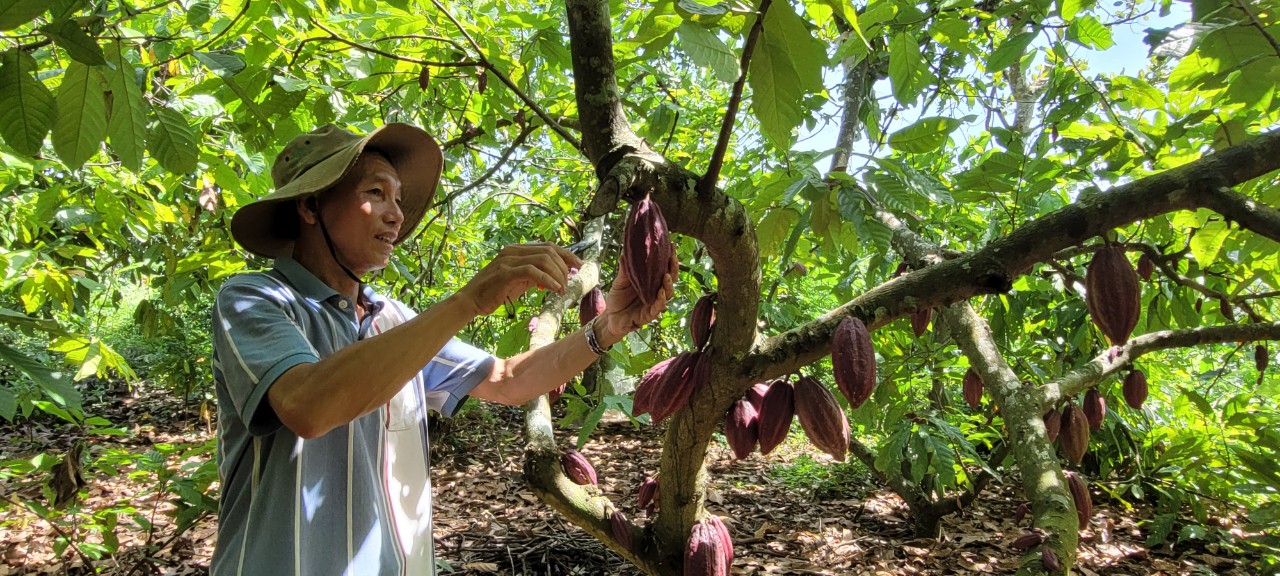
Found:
<box><xmin>295</xmin><ymin>196</ymin><xmax>319</xmax><ymax>225</ymax></box>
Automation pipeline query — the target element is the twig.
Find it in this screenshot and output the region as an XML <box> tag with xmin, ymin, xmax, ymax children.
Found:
<box><xmin>699</xmin><ymin>0</ymin><xmax>773</xmax><ymax>196</ymax></box>
<box><xmin>195</xmin><ymin>0</ymin><xmax>251</xmax><ymax>50</ymax></box>
<box><xmin>1232</xmin><ymin>0</ymin><xmax>1280</xmax><ymax>57</ymax></box>
<box><xmin>435</xmin><ymin>124</ymin><xmax>536</xmax><ymax>206</ymax></box>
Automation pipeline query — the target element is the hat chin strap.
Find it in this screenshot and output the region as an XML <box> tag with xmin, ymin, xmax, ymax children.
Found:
<box><xmin>314</xmin><ymin>204</ymin><xmax>365</xmax><ymax>286</ymax></box>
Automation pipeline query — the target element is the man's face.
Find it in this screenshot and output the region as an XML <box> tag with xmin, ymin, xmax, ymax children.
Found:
<box><xmin>315</xmin><ymin>151</ymin><xmax>404</xmax><ymax>275</ymax></box>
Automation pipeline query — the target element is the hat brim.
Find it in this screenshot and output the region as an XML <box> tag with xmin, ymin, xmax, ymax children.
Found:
<box><xmin>230</xmin><ymin>123</ymin><xmax>443</xmax><ymax>258</ymax></box>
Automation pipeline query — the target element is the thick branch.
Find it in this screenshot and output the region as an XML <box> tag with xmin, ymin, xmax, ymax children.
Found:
<box><xmin>1045</xmin><ymin>322</ymin><xmax>1280</xmax><ymax>405</ymax></box>
<box><xmin>1198</xmin><ymin>185</ymin><xmax>1280</xmax><ymax>243</ymax></box>
<box><xmin>699</xmin><ymin>0</ymin><xmax>772</xmax><ymax>195</ymax></box>
<box><xmin>564</xmin><ymin>0</ymin><xmax>642</xmax><ymax>163</ymax></box>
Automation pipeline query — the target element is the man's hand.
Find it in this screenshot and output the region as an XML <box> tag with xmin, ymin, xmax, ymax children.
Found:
<box><xmin>457</xmin><ymin>243</ymin><xmax>583</xmax><ymax>316</ymax></box>
<box><xmin>597</xmin><ymin>250</ymin><xmax>679</xmax><ymax>347</ymax></box>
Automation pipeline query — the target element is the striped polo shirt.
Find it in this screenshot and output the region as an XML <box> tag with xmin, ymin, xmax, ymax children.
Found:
<box><xmin>210</xmin><ymin>257</ymin><xmax>494</xmax><ymax>576</ymax></box>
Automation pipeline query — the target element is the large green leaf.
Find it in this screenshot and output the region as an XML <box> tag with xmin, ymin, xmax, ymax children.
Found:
<box><xmin>0</xmin><ymin>342</ymin><xmax>80</xmax><ymax>411</ymax></box>
<box><xmin>746</xmin><ymin>3</ymin><xmax>826</xmax><ymax>147</ymax></box>
<box><xmin>51</xmin><ymin>60</ymin><xmax>108</xmax><ymax>170</ymax></box>
<box><xmin>987</xmin><ymin>32</ymin><xmax>1036</xmax><ymax>71</ymax></box>
<box><xmin>676</xmin><ymin>23</ymin><xmax>739</xmax><ymax>82</ymax></box>
<box><xmin>0</xmin><ymin>50</ymin><xmax>55</xmax><ymax>157</ymax></box>
<box><xmin>0</xmin><ymin>0</ymin><xmax>45</xmax><ymax>30</ymax></box>
<box><xmin>106</xmin><ymin>46</ymin><xmax>147</xmax><ymax>171</ymax></box>
<box><xmin>888</xmin><ymin>116</ymin><xmax>962</xmax><ymax>153</ymax></box>
<box><xmin>193</xmin><ymin>50</ymin><xmax>247</xmax><ymax>76</ymax></box>
<box><xmin>148</xmin><ymin>104</ymin><xmax>198</xmax><ymax>174</ymax></box>
<box><xmin>1067</xmin><ymin>15</ymin><xmax>1114</xmax><ymax>50</ymax></box>
<box><xmin>888</xmin><ymin>32</ymin><xmax>923</xmax><ymax>105</ymax></box>
<box><xmin>39</xmin><ymin>19</ymin><xmax>106</xmax><ymax>65</ymax></box>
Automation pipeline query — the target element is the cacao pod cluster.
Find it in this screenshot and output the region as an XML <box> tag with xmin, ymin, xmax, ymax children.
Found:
<box><xmin>1085</xmin><ymin>245</ymin><xmax>1141</xmax><ymax>345</ymax></box>
<box><xmin>561</xmin><ymin>449</ymin><xmax>598</xmax><ymax>485</ymax></box>
<box><xmin>1059</xmin><ymin>402</ymin><xmax>1090</xmax><ymax>465</ymax></box>
<box><xmin>579</xmin><ymin>286</ymin><xmax>606</xmax><ymax>327</ymax></box>
<box><xmin>832</xmin><ymin>316</ymin><xmax>877</xmax><ymax>408</ymax></box>
<box><xmin>1122</xmin><ymin>369</ymin><xmax>1148</xmax><ymax>409</ymax></box>
<box><xmin>1065</xmin><ymin>470</ymin><xmax>1093</xmax><ymax>530</ymax></box>
<box><xmin>622</xmin><ymin>195</ymin><xmax>675</xmax><ymax>307</ymax></box>
<box><xmin>962</xmin><ymin>368</ymin><xmax>984</xmax><ymax>410</ymax></box>
<box><xmin>691</xmin><ymin>293</ymin><xmax>716</xmax><ymax>350</ymax></box>
<box><xmin>793</xmin><ymin>375</ymin><xmax>850</xmax><ymax>461</ymax></box>
<box><xmin>634</xmin><ymin>351</ymin><xmax>710</xmax><ymax>424</ymax></box>
<box><xmin>684</xmin><ymin>515</ymin><xmax>733</xmax><ymax>576</ymax></box>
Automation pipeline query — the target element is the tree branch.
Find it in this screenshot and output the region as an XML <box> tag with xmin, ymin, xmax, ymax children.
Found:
<box><xmin>563</xmin><ymin>0</ymin><xmax>642</xmax><ymax>163</ymax></box>
<box><xmin>435</xmin><ymin>124</ymin><xmax>536</xmax><ymax>207</ymax></box>
<box><xmin>1197</xmin><ymin>184</ymin><xmax>1280</xmax><ymax>244</ymax></box>
<box><xmin>699</xmin><ymin>0</ymin><xmax>772</xmax><ymax>195</ymax></box>
<box><xmin>1044</xmin><ymin>322</ymin><xmax>1280</xmax><ymax>405</ymax></box>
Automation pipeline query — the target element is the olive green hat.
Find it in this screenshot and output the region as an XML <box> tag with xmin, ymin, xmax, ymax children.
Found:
<box><xmin>230</xmin><ymin>123</ymin><xmax>444</xmax><ymax>258</ymax></box>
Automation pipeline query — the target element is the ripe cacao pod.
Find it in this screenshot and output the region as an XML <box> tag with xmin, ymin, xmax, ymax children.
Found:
<box><xmin>579</xmin><ymin>286</ymin><xmax>606</xmax><ymax>327</ymax></box>
<box><xmin>1013</xmin><ymin>501</ymin><xmax>1030</xmax><ymax>525</ymax></box>
<box><xmin>610</xmin><ymin>509</ymin><xmax>632</xmax><ymax>552</ymax></box>
<box><xmin>793</xmin><ymin>376</ymin><xmax>850</xmax><ymax>461</ymax></box>
<box><xmin>638</xmin><ymin>476</ymin><xmax>659</xmax><ymax>514</ymax></box>
<box><xmin>1122</xmin><ymin>369</ymin><xmax>1148</xmax><ymax>409</ymax></box>
<box><xmin>691</xmin><ymin>292</ymin><xmax>716</xmax><ymax>350</ymax></box>
<box><xmin>707</xmin><ymin>514</ymin><xmax>734</xmax><ymax>565</ymax></box>
<box><xmin>1042</xmin><ymin>547</ymin><xmax>1061</xmax><ymax>572</ymax></box>
<box><xmin>1083</xmin><ymin>389</ymin><xmax>1106</xmax><ymax>431</ymax></box>
<box><xmin>561</xmin><ymin>449</ymin><xmax>597</xmax><ymax>485</ymax></box>
<box><xmin>1257</xmin><ymin>344</ymin><xmax>1269</xmax><ymax>373</ymax></box>
<box><xmin>910</xmin><ymin>308</ymin><xmax>932</xmax><ymax>338</ymax></box>
<box><xmin>1010</xmin><ymin>531</ymin><xmax>1044</xmax><ymax>551</ymax></box>
<box><xmin>724</xmin><ymin>398</ymin><xmax>759</xmax><ymax>460</ymax></box>
<box><xmin>636</xmin><ymin>352</ymin><xmax>708</xmax><ymax>424</ymax></box>
<box><xmin>757</xmin><ymin>379</ymin><xmax>796</xmax><ymax>455</ymax></box>
<box><xmin>1085</xmin><ymin>245</ymin><xmax>1141</xmax><ymax>345</ymax></box>
<box><xmin>1066</xmin><ymin>470</ymin><xmax>1092</xmax><ymax>530</ymax></box>
<box><xmin>832</xmin><ymin>316</ymin><xmax>877</xmax><ymax>408</ymax></box>
<box><xmin>1060</xmin><ymin>403</ymin><xmax>1090</xmax><ymax>465</ymax></box>
<box><xmin>684</xmin><ymin>519</ymin><xmax>729</xmax><ymax>576</ymax></box>
<box><xmin>632</xmin><ymin>355</ymin><xmax>682</xmax><ymax>417</ymax></box>
<box><xmin>622</xmin><ymin>195</ymin><xmax>674</xmax><ymax>307</ymax></box>
<box><xmin>1043</xmin><ymin>408</ymin><xmax>1062</xmax><ymax>443</ymax></box>
<box><xmin>1136</xmin><ymin>253</ymin><xmax>1155</xmax><ymax>281</ymax></box>
<box><xmin>962</xmin><ymin>368</ymin><xmax>983</xmax><ymax>410</ymax></box>
<box><xmin>746</xmin><ymin>381</ymin><xmax>770</xmax><ymax>413</ymax></box>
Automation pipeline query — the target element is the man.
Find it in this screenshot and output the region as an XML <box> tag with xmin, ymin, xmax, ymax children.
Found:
<box><xmin>211</xmin><ymin>123</ymin><xmax>675</xmax><ymax>575</ymax></box>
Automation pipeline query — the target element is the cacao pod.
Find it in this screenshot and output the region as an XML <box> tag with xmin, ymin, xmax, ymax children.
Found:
<box><xmin>1219</xmin><ymin>297</ymin><xmax>1235</xmax><ymax>322</ymax></box>
<box><xmin>632</xmin><ymin>355</ymin><xmax>683</xmax><ymax>417</ymax></box>
<box><xmin>1060</xmin><ymin>403</ymin><xmax>1090</xmax><ymax>465</ymax></box>
<box><xmin>691</xmin><ymin>293</ymin><xmax>716</xmax><ymax>350</ymax></box>
<box><xmin>1066</xmin><ymin>470</ymin><xmax>1092</xmax><ymax>530</ymax></box>
<box><xmin>962</xmin><ymin>368</ymin><xmax>983</xmax><ymax>410</ymax></box>
<box><xmin>746</xmin><ymin>382</ymin><xmax>770</xmax><ymax>412</ymax></box>
<box><xmin>1010</xmin><ymin>531</ymin><xmax>1044</xmax><ymax>551</ymax></box>
<box><xmin>1013</xmin><ymin>501</ymin><xmax>1030</xmax><ymax>525</ymax></box>
<box><xmin>561</xmin><ymin>449</ymin><xmax>598</xmax><ymax>485</ymax></box>
<box><xmin>579</xmin><ymin>286</ymin><xmax>606</xmax><ymax>327</ymax></box>
<box><xmin>757</xmin><ymin>379</ymin><xmax>796</xmax><ymax>455</ymax></box>
<box><xmin>1043</xmin><ymin>408</ymin><xmax>1062</xmax><ymax>443</ymax></box>
<box><xmin>793</xmin><ymin>375</ymin><xmax>850</xmax><ymax>461</ymax></box>
<box><xmin>417</xmin><ymin>67</ymin><xmax>431</xmax><ymax>90</ymax></box>
<box><xmin>706</xmin><ymin>514</ymin><xmax>734</xmax><ymax>566</ymax></box>
<box><xmin>622</xmin><ymin>195</ymin><xmax>674</xmax><ymax>307</ymax></box>
<box><xmin>610</xmin><ymin>509</ymin><xmax>632</xmax><ymax>552</ymax></box>
<box><xmin>636</xmin><ymin>352</ymin><xmax>707</xmax><ymax>424</ymax></box>
<box><xmin>1083</xmin><ymin>389</ymin><xmax>1106</xmax><ymax>431</ymax></box>
<box><xmin>1122</xmin><ymin>369</ymin><xmax>1148</xmax><ymax>409</ymax></box>
<box><xmin>724</xmin><ymin>398</ymin><xmax>759</xmax><ymax>460</ymax></box>
<box><xmin>832</xmin><ymin>316</ymin><xmax>877</xmax><ymax>408</ymax></box>
<box><xmin>1085</xmin><ymin>245</ymin><xmax>1141</xmax><ymax>345</ymax></box>
<box><xmin>684</xmin><ymin>519</ymin><xmax>729</xmax><ymax>576</ymax></box>
<box><xmin>893</xmin><ymin>262</ymin><xmax>909</xmax><ymax>277</ymax></box>
<box><xmin>1257</xmin><ymin>344</ymin><xmax>1269</xmax><ymax>373</ymax></box>
<box><xmin>1195</xmin><ymin>298</ymin><xmax>1203</xmax><ymax>313</ymax></box>
<box><xmin>638</xmin><ymin>476</ymin><xmax>659</xmax><ymax>514</ymax></box>
<box><xmin>1136</xmin><ymin>253</ymin><xmax>1155</xmax><ymax>281</ymax></box>
<box><xmin>910</xmin><ymin>308</ymin><xmax>932</xmax><ymax>338</ymax></box>
<box><xmin>1042</xmin><ymin>547</ymin><xmax>1062</xmax><ymax>572</ymax></box>
<box><xmin>548</xmin><ymin>382</ymin><xmax>567</xmax><ymax>404</ymax></box>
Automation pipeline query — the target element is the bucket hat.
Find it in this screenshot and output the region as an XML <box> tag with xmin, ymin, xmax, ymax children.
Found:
<box><xmin>230</xmin><ymin>123</ymin><xmax>443</xmax><ymax>258</ymax></box>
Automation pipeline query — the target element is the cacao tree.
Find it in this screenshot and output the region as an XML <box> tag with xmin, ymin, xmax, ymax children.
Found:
<box><xmin>1</xmin><ymin>0</ymin><xmax>1279</xmax><ymax>574</ymax></box>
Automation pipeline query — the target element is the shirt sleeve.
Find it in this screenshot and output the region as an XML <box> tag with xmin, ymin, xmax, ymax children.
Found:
<box><xmin>419</xmin><ymin>338</ymin><xmax>496</xmax><ymax>417</ymax></box>
<box><xmin>212</xmin><ymin>276</ymin><xmax>320</xmax><ymax>436</ymax></box>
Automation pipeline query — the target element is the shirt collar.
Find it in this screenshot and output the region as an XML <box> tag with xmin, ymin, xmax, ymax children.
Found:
<box><xmin>273</xmin><ymin>256</ymin><xmax>387</xmax><ymax>316</ymax></box>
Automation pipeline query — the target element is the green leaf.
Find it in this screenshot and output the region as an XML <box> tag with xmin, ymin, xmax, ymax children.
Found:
<box><xmin>676</xmin><ymin>23</ymin><xmax>739</xmax><ymax>82</ymax></box>
<box><xmin>888</xmin><ymin>116</ymin><xmax>962</xmax><ymax>153</ymax></box>
<box><xmin>0</xmin><ymin>50</ymin><xmax>55</xmax><ymax>156</ymax></box>
<box><xmin>746</xmin><ymin>3</ymin><xmax>826</xmax><ymax>147</ymax></box>
<box><xmin>39</xmin><ymin>19</ymin><xmax>105</xmax><ymax>65</ymax></box>
<box><xmin>0</xmin><ymin>342</ymin><xmax>80</xmax><ymax>411</ymax></box>
<box><xmin>1058</xmin><ymin>0</ymin><xmax>1090</xmax><ymax>21</ymax></box>
<box><xmin>0</xmin><ymin>386</ymin><xmax>14</xmax><ymax>421</ymax></box>
<box><xmin>576</xmin><ymin>402</ymin><xmax>607</xmax><ymax>449</ymax></box>
<box><xmin>193</xmin><ymin>51</ymin><xmax>246</xmax><ymax>76</ymax></box>
<box><xmin>987</xmin><ymin>32</ymin><xmax>1036</xmax><ymax>71</ymax></box>
<box><xmin>148</xmin><ymin>104</ymin><xmax>198</xmax><ymax>174</ymax></box>
<box><xmin>0</xmin><ymin>0</ymin><xmax>45</xmax><ymax>30</ymax></box>
<box><xmin>1067</xmin><ymin>15</ymin><xmax>1114</xmax><ymax>50</ymax></box>
<box><xmin>51</xmin><ymin>60</ymin><xmax>107</xmax><ymax>170</ymax></box>
<box><xmin>888</xmin><ymin>32</ymin><xmax>923</xmax><ymax>104</ymax></box>
<box><xmin>1189</xmin><ymin>220</ymin><xmax>1229</xmax><ymax>266</ymax></box>
<box><xmin>187</xmin><ymin>0</ymin><xmax>212</xmax><ymax>26</ymax></box>
<box><xmin>105</xmin><ymin>46</ymin><xmax>147</xmax><ymax>171</ymax></box>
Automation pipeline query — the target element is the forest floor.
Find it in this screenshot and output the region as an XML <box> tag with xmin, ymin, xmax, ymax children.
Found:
<box><xmin>0</xmin><ymin>381</ymin><xmax>1265</xmax><ymax>575</ymax></box>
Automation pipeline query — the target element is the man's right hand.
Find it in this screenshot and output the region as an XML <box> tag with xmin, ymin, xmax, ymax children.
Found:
<box><xmin>456</xmin><ymin>242</ymin><xmax>584</xmax><ymax>316</ymax></box>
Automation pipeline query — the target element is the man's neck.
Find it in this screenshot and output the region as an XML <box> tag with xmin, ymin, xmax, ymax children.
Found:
<box><xmin>293</xmin><ymin>244</ymin><xmax>361</xmax><ymax>299</ymax></box>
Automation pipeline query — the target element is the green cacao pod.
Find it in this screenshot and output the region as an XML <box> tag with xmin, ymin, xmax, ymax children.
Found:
<box><xmin>1085</xmin><ymin>245</ymin><xmax>1141</xmax><ymax>345</ymax></box>
<box><xmin>832</xmin><ymin>316</ymin><xmax>877</xmax><ymax>408</ymax></box>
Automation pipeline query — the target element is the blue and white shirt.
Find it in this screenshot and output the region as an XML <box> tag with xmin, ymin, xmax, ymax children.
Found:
<box><xmin>210</xmin><ymin>257</ymin><xmax>494</xmax><ymax>576</ymax></box>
